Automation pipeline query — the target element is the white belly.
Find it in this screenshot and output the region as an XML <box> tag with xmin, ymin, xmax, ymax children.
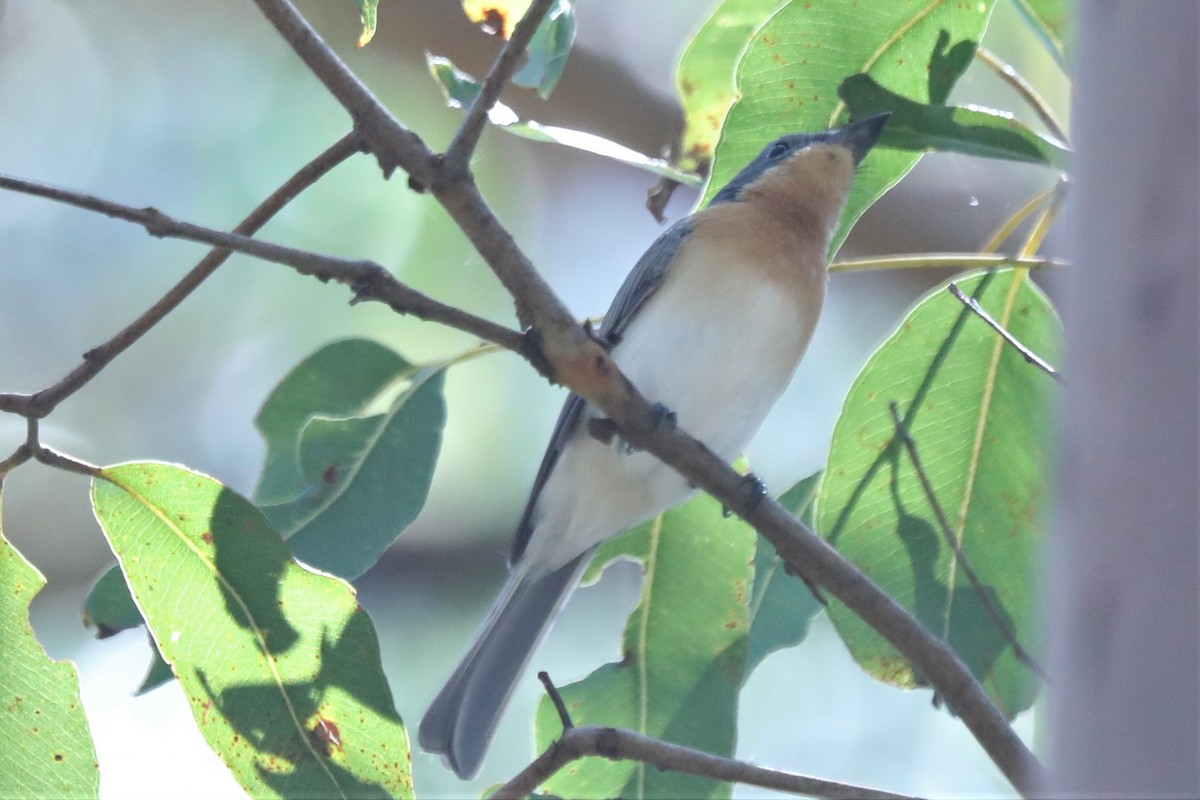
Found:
<box><xmin>521</xmin><ymin>248</ymin><xmax>823</xmax><ymax>575</ymax></box>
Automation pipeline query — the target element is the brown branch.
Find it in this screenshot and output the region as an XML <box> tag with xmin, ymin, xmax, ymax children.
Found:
<box><xmin>0</xmin><ymin>133</ymin><xmax>363</xmax><ymax>419</ymax></box>
<box><xmin>0</xmin><ymin>174</ymin><xmax>525</xmax><ymax>398</ymax></box>
<box><xmin>888</xmin><ymin>401</ymin><xmax>1049</xmax><ymax>681</ymax></box>
<box><xmin>492</xmin><ymin>725</ymin><xmax>924</xmax><ymax>800</ymax></box>
<box><xmin>948</xmin><ymin>283</ymin><xmax>1061</xmax><ymax>381</ymax></box>
<box><xmin>443</xmin><ymin>0</ymin><xmax>558</xmax><ymax>171</ymax></box>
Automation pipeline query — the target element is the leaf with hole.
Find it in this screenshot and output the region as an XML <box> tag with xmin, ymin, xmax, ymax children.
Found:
<box><xmin>0</xmin><ymin>494</ymin><xmax>99</xmax><ymax>799</ymax></box>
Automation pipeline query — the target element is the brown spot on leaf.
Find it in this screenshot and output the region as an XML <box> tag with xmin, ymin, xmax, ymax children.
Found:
<box><xmin>322</xmin><ymin>465</ymin><xmax>338</xmax><ymax>485</ymax></box>
<box><xmin>310</xmin><ymin>717</ymin><xmax>343</xmax><ymax>756</ymax></box>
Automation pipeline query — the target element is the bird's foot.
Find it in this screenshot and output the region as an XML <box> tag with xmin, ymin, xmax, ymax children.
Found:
<box><xmin>723</xmin><ymin>473</ymin><xmax>767</xmax><ymax>518</ymax></box>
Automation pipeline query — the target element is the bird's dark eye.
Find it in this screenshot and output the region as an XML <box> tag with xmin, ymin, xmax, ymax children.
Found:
<box><xmin>767</xmin><ymin>141</ymin><xmax>790</xmax><ymax>159</ymax></box>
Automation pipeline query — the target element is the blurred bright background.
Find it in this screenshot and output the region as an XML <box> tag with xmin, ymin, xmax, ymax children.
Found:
<box><xmin>0</xmin><ymin>0</ymin><xmax>1066</xmax><ymax>797</ymax></box>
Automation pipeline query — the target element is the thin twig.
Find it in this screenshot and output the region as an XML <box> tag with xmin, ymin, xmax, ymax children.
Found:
<box><xmin>0</xmin><ymin>445</ymin><xmax>31</xmax><ymax>478</ymax></box>
<box><xmin>830</xmin><ymin>253</ymin><xmax>1064</xmax><ymax>274</ymax></box>
<box><xmin>492</xmin><ymin>725</ymin><xmax>924</xmax><ymax>800</ymax></box>
<box><xmin>252</xmin><ymin>0</ymin><xmax>584</xmax><ymax>336</ymax></box>
<box><xmin>251</xmin><ymin>0</ymin><xmax>434</xmax><ymax>182</ymax></box>
<box><xmin>888</xmin><ymin>402</ymin><xmax>1049</xmax><ymax>681</ymax></box>
<box><xmin>14</xmin><ymin>418</ymin><xmax>102</xmax><ymax>478</ymax></box>
<box><xmin>0</xmin><ymin>175</ymin><xmax>525</xmax><ymax>379</ymax></box>
<box><xmin>948</xmin><ymin>283</ymin><xmax>1061</xmax><ymax>380</ymax></box>
<box><xmin>537</xmin><ymin>671</ymin><xmax>574</xmax><ymax>732</ymax></box>
<box><xmin>975</xmin><ymin>47</ymin><xmax>1069</xmax><ymax>145</ymax></box>
<box><xmin>444</xmin><ymin>0</ymin><xmax>558</xmax><ymax>171</ymax></box>
<box><xmin>0</xmin><ymin>133</ymin><xmax>363</xmax><ymax>420</ymax></box>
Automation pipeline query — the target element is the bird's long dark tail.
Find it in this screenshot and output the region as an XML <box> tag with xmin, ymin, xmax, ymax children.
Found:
<box><xmin>417</xmin><ymin>549</ymin><xmax>593</xmax><ymax>778</ymax></box>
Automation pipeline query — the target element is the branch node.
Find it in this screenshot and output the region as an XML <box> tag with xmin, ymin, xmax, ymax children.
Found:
<box><xmin>140</xmin><ymin>207</ymin><xmax>172</xmax><ymax>238</ymax></box>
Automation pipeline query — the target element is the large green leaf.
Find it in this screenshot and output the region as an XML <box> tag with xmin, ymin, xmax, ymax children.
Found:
<box><xmin>745</xmin><ymin>473</ymin><xmax>823</xmax><ymax>674</ymax></box>
<box><xmin>816</xmin><ymin>269</ymin><xmax>1058</xmax><ymax>715</ymax></box>
<box><xmin>535</xmin><ymin>491</ymin><xmax>757</xmax><ymax>799</ymax></box>
<box><xmin>0</xmin><ymin>497</ymin><xmax>99</xmax><ymax>799</ymax></box>
<box><xmin>92</xmin><ymin>462</ymin><xmax>412</xmax><ymax>800</ymax></box>
<box><xmin>704</xmin><ymin>0</ymin><xmax>997</xmax><ymax>253</ymax></box>
<box><xmin>256</xmin><ymin>339</ymin><xmax>445</xmax><ymax>581</ymax></box>
<box><xmin>255</xmin><ymin>338</ymin><xmax>414</xmax><ymax>506</ymax></box>
<box><xmin>675</xmin><ymin>0</ymin><xmax>787</xmax><ymax>173</ymax></box>
<box><xmin>512</xmin><ymin>0</ymin><xmax>576</xmax><ymax>98</ymax></box>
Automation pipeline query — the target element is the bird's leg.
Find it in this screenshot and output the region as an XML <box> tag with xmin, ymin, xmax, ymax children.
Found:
<box><xmin>586</xmin><ymin>402</ymin><xmax>677</xmax><ymax>454</ymax></box>
<box><xmin>723</xmin><ymin>473</ymin><xmax>767</xmax><ymax>518</ymax></box>
<box><xmin>583</xmin><ymin>319</ymin><xmax>622</xmax><ymax>351</ymax></box>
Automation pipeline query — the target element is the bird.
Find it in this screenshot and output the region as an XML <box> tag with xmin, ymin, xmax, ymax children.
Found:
<box><xmin>418</xmin><ymin>113</ymin><xmax>890</xmax><ymax>778</ymax></box>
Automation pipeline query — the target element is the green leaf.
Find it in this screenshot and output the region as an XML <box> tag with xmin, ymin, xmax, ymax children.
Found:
<box><xmin>513</xmin><ymin>0</ymin><xmax>576</xmax><ymax>99</ymax></box>
<box><xmin>745</xmin><ymin>473</ymin><xmax>823</xmax><ymax>674</ymax></box>
<box><xmin>135</xmin><ymin>636</ymin><xmax>174</xmax><ymax>696</ymax></box>
<box><xmin>1011</xmin><ymin>0</ymin><xmax>1070</xmax><ymax>67</ymax></box>
<box><xmin>255</xmin><ymin>339</ymin><xmax>414</xmax><ymax>506</ymax></box>
<box><xmin>839</xmin><ymin>73</ymin><xmax>1069</xmax><ymax>170</ymax></box>
<box><xmin>816</xmin><ymin>269</ymin><xmax>1059</xmax><ymax>716</ymax></box>
<box><xmin>426</xmin><ymin>54</ymin><xmax>700</xmax><ymax>186</ymax></box>
<box><xmin>674</xmin><ymin>0</ymin><xmax>787</xmax><ymax>173</ymax></box>
<box><xmin>536</xmin><ymin>491</ymin><xmax>756</xmax><ymax>799</ymax></box>
<box><xmin>82</xmin><ymin>565</ymin><xmax>174</xmax><ymax>694</ymax></box>
<box><xmin>703</xmin><ymin>0</ymin><xmax>998</xmax><ymax>253</ymax></box>
<box><xmin>261</xmin><ymin>363</ymin><xmax>446</xmax><ymax>581</ymax></box>
<box><xmin>92</xmin><ymin>462</ymin><xmax>412</xmax><ymax>800</ymax></box>
<box><xmin>354</xmin><ymin>0</ymin><xmax>378</xmax><ymax>48</ymax></box>
<box><xmin>0</xmin><ymin>495</ymin><xmax>99</xmax><ymax>798</ymax></box>
<box><xmin>83</xmin><ymin>563</ymin><xmax>142</xmax><ymax>639</ymax></box>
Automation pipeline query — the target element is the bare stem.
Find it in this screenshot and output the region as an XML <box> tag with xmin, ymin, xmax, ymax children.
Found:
<box><xmin>444</xmin><ymin>0</ymin><xmax>558</xmax><ymax>171</ymax></box>
<box><xmin>1</xmin><ymin>133</ymin><xmax>363</xmax><ymax>419</ymax></box>
<box><xmin>0</xmin><ymin>174</ymin><xmax>525</xmax><ymax>388</ymax></box>
<box><xmin>830</xmin><ymin>253</ymin><xmax>1064</xmax><ymax>274</ymax></box>
<box><xmin>492</xmin><ymin>725</ymin><xmax>925</xmax><ymax>800</ymax></box>
<box><xmin>948</xmin><ymin>283</ymin><xmax>1061</xmax><ymax>380</ymax></box>
<box><xmin>975</xmin><ymin>47</ymin><xmax>1069</xmax><ymax>145</ymax></box>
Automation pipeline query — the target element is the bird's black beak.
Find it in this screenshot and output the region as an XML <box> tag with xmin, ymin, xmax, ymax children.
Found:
<box><xmin>834</xmin><ymin>112</ymin><xmax>891</xmax><ymax>165</ymax></box>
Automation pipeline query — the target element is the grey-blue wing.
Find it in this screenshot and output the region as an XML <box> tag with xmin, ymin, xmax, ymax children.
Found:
<box><xmin>509</xmin><ymin>219</ymin><xmax>694</xmax><ymax>563</ymax></box>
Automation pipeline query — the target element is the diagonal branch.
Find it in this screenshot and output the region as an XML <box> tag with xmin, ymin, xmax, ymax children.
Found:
<box><xmin>0</xmin><ymin>174</ymin><xmax>525</xmax><ymax>420</ymax></box>
<box><xmin>0</xmin><ymin>132</ymin><xmax>363</xmax><ymax>419</ymax></box>
<box><xmin>493</xmin><ymin>724</ymin><xmax>925</xmax><ymax>800</ymax></box>
<box><xmin>948</xmin><ymin>282</ymin><xmax>1061</xmax><ymax>380</ymax></box>
<box><xmin>443</xmin><ymin>0</ymin><xmax>559</xmax><ymax>171</ymax></box>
